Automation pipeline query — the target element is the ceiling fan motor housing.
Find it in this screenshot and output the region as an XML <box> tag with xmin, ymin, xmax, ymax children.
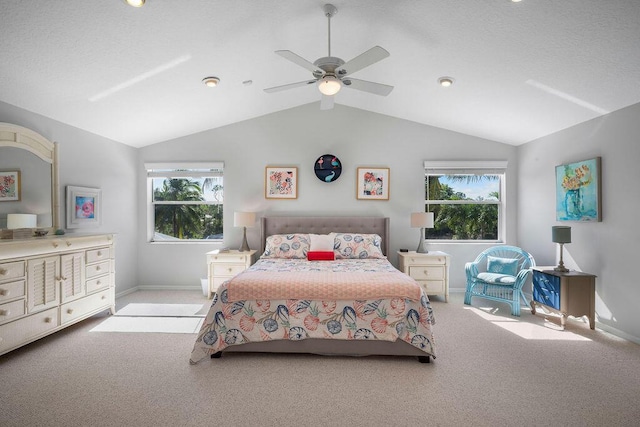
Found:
<box><xmin>313</xmin><ymin>57</ymin><xmax>345</xmax><ymax>78</ymax></box>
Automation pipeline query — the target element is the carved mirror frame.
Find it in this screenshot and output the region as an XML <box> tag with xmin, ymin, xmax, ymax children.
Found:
<box><xmin>0</xmin><ymin>123</ymin><xmax>59</xmax><ymax>230</ymax></box>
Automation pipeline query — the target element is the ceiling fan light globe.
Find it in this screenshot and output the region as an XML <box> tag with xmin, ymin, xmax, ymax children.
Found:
<box><xmin>124</xmin><ymin>0</ymin><xmax>145</xmax><ymax>7</ymax></box>
<box><xmin>318</xmin><ymin>76</ymin><xmax>341</xmax><ymax>96</ymax></box>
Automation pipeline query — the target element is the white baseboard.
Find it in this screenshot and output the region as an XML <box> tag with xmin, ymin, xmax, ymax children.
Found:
<box><xmin>115</xmin><ymin>285</ymin><xmax>201</xmax><ymax>299</ymax></box>
<box><xmin>595</xmin><ymin>322</ymin><xmax>640</xmax><ymax>345</ymax></box>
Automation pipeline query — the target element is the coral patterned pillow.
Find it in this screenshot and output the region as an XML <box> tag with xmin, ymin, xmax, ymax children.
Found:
<box><xmin>261</xmin><ymin>234</ymin><xmax>310</xmax><ymax>259</ymax></box>
<box><xmin>333</xmin><ymin>233</ymin><xmax>385</xmax><ymax>259</ymax></box>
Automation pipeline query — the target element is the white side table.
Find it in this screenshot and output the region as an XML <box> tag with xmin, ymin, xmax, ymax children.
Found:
<box><xmin>206</xmin><ymin>250</ymin><xmax>257</xmax><ymax>299</ymax></box>
<box><xmin>397</xmin><ymin>251</ymin><xmax>450</xmax><ymax>302</ymax></box>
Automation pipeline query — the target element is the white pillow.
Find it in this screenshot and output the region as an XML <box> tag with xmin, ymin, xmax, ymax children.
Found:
<box><xmin>309</xmin><ymin>233</ymin><xmax>335</xmax><ymax>252</ymax></box>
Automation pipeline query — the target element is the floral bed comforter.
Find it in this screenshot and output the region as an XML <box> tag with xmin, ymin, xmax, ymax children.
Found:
<box><xmin>189</xmin><ymin>258</ymin><xmax>436</xmax><ymax>364</ymax></box>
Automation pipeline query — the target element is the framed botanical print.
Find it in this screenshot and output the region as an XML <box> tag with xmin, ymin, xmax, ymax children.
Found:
<box><xmin>356</xmin><ymin>167</ymin><xmax>390</xmax><ymax>200</ymax></box>
<box><xmin>265</xmin><ymin>167</ymin><xmax>298</xmax><ymax>199</ymax></box>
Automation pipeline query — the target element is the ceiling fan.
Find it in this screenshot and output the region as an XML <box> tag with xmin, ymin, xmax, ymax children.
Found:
<box><xmin>264</xmin><ymin>3</ymin><xmax>393</xmax><ymax>110</ymax></box>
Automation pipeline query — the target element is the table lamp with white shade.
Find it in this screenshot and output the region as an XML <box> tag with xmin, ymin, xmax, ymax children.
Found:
<box><xmin>234</xmin><ymin>212</ymin><xmax>256</xmax><ymax>252</ymax></box>
<box><xmin>411</xmin><ymin>212</ymin><xmax>434</xmax><ymax>253</ymax></box>
<box><xmin>7</xmin><ymin>213</ymin><xmax>37</xmax><ymax>229</ymax></box>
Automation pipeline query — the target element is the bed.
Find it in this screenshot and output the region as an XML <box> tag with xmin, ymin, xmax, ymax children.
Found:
<box><xmin>189</xmin><ymin>216</ymin><xmax>436</xmax><ymax>364</ymax></box>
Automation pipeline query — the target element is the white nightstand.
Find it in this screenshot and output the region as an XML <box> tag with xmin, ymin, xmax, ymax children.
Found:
<box><xmin>206</xmin><ymin>250</ymin><xmax>257</xmax><ymax>299</ymax></box>
<box><xmin>397</xmin><ymin>251</ymin><xmax>450</xmax><ymax>302</ymax></box>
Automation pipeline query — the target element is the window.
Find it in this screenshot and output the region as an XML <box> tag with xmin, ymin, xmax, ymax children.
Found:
<box><xmin>424</xmin><ymin>161</ymin><xmax>506</xmax><ymax>242</ymax></box>
<box><xmin>146</xmin><ymin>162</ymin><xmax>224</xmax><ymax>242</ymax></box>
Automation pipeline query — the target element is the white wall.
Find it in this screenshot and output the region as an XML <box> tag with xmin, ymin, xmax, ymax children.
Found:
<box><xmin>138</xmin><ymin>103</ymin><xmax>519</xmax><ymax>292</ymax></box>
<box><xmin>0</xmin><ymin>101</ymin><xmax>139</xmax><ymax>293</ymax></box>
<box><xmin>518</xmin><ymin>102</ymin><xmax>640</xmax><ymax>343</ymax></box>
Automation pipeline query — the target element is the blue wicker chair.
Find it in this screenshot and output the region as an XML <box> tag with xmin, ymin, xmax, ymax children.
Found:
<box><xmin>464</xmin><ymin>246</ymin><xmax>536</xmax><ymax>316</ymax></box>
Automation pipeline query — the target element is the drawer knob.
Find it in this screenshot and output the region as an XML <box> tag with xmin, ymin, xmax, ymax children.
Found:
<box><xmin>97</xmin><ymin>251</ymin><xmax>102</xmax><ymax>256</ymax></box>
<box><xmin>96</xmin><ymin>280</ymin><xmax>102</xmax><ymax>285</ymax></box>
<box><xmin>96</xmin><ymin>266</ymin><xmax>102</xmax><ymax>271</ymax></box>
<box><xmin>66</xmin><ymin>241</ymin><xmax>72</xmax><ymax>247</ymax></box>
<box><xmin>67</xmin><ymin>309</ymin><xmax>74</xmax><ymax>314</ymax></box>
<box><xmin>0</xmin><ymin>309</ymin><xmax>9</xmax><ymax>316</ymax></box>
<box><xmin>0</xmin><ymin>268</ymin><xmax>7</xmax><ymax>275</ymax></box>
<box><xmin>101</xmin><ymin>295</ymin><xmax>106</xmax><ymax>300</ymax></box>
<box><xmin>423</xmin><ymin>270</ymin><xmax>428</xmax><ymax>275</ymax></box>
<box><xmin>0</xmin><ymin>289</ymin><xmax>7</xmax><ymax>296</ymax></box>
<box><xmin>52</xmin><ymin>242</ymin><xmax>59</xmax><ymax>248</ymax></box>
<box><xmin>44</xmin><ymin>317</ymin><xmax>53</xmax><ymax>323</ymax></box>
<box><xmin>228</xmin><ymin>268</ymin><xmax>233</xmax><ymax>273</ymax></box>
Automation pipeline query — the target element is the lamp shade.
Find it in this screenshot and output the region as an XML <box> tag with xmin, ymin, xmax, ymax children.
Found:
<box><xmin>234</xmin><ymin>212</ymin><xmax>256</xmax><ymax>228</ymax></box>
<box><xmin>552</xmin><ymin>226</ymin><xmax>571</xmax><ymax>244</ymax></box>
<box><xmin>7</xmin><ymin>213</ymin><xmax>37</xmax><ymax>229</ymax></box>
<box><xmin>411</xmin><ymin>212</ymin><xmax>434</xmax><ymax>228</ymax></box>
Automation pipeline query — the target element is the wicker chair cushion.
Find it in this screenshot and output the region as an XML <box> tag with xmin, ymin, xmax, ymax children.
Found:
<box><xmin>477</xmin><ymin>272</ymin><xmax>517</xmax><ymax>285</ymax></box>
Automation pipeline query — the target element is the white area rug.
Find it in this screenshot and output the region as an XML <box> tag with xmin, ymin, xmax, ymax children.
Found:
<box><xmin>90</xmin><ymin>317</ymin><xmax>203</xmax><ymax>334</ymax></box>
<box><xmin>115</xmin><ymin>303</ymin><xmax>208</xmax><ymax>317</ymax></box>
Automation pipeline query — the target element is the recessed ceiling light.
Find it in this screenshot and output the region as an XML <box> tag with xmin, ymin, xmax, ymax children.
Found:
<box><xmin>202</xmin><ymin>76</ymin><xmax>220</xmax><ymax>87</ymax></box>
<box><xmin>438</xmin><ymin>77</ymin><xmax>455</xmax><ymax>87</ymax></box>
<box><xmin>510</xmin><ymin>0</ymin><xmax>523</xmax><ymax>3</ymax></box>
<box><xmin>124</xmin><ymin>0</ymin><xmax>145</xmax><ymax>7</ymax></box>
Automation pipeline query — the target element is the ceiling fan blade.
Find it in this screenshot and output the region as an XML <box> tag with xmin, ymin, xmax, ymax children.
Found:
<box><xmin>336</xmin><ymin>46</ymin><xmax>390</xmax><ymax>77</ymax></box>
<box><xmin>275</xmin><ymin>50</ymin><xmax>323</xmax><ymax>74</ymax></box>
<box><xmin>320</xmin><ymin>94</ymin><xmax>335</xmax><ymax>110</ymax></box>
<box><xmin>343</xmin><ymin>78</ymin><xmax>393</xmax><ymax>96</ymax></box>
<box><xmin>264</xmin><ymin>79</ymin><xmax>317</xmax><ymax>93</ymax></box>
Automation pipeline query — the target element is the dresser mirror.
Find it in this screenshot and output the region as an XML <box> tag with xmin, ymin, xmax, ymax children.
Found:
<box><xmin>0</xmin><ymin>123</ymin><xmax>59</xmax><ymax>231</ymax></box>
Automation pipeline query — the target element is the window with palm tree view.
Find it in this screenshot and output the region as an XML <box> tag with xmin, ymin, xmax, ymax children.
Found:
<box><xmin>148</xmin><ymin>164</ymin><xmax>223</xmax><ymax>241</ymax></box>
<box><xmin>425</xmin><ymin>172</ymin><xmax>502</xmax><ymax>241</ymax></box>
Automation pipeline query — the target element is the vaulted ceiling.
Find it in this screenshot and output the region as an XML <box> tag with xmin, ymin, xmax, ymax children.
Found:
<box><xmin>1</xmin><ymin>0</ymin><xmax>639</xmax><ymax>148</ymax></box>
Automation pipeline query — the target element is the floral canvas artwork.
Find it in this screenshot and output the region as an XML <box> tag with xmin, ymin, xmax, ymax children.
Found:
<box><xmin>0</xmin><ymin>171</ymin><xmax>20</xmax><ymax>202</ymax></box>
<box><xmin>66</xmin><ymin>186</ymin><xmax>101</xmax><ymax>228</ymax></box>
<box><xmin>555</xmin><ymin>157</ymin><xmax>601</xmax><ymax>221</ymax></box>
<box><xmin>265</xmin><ymin>167</ymin><xmax>297</xmax><ymax>199</ymax></box>
<box><xmin>357</xmin><ymin>167</ymin><xmax>389</xmax><ymax>200</ymax></box>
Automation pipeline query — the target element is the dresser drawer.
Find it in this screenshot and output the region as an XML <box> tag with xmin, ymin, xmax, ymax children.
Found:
<box><xmin>0</xmin><ymin>261</ymin><xmax>25</xmax><ymax>282</ymax></box>
<box><xmin>86</xmin><ymin>275</ymin><xmax>111</xmax><ymax>294</ymax></box>
<box><xmin>209</xmin><ymin>254</ymin><xmax>250</xmax><ymax>264</ymax></box>
<box><xmin>61</xmin><ymin>288</ymin><xmax>112</xmax><ymax>324</ymax></box>
<box><xmin>405</xmin><ymin>255</ymin><xmax>447</xmax><ymax>265</ymax></box>
<box><xmin>212</xmin><ymin>263</ymin><xmax>246</xmax><ymax>277</ymax></box>
<box><xmin>0</xmin><ymin>279</ymin><xmax>26</xmax><ymax>303</ymax></box>
<box><xmin>0</xmin><ymin>307</ymin><xmax>58</xmax><ymax>353</ymax></box>
<box><xmin>86</xmin><ymin>261</ymin><xmax>110</xmax><ymax>279</ymax></box>
<box><xmin>86</xmin><ymin>247</ymin><xmax>111</xmax><ymax>263</ymax></box>
<box><xmin>533</xmin><ymin>271</ymin><xmax>560</xmax><ymax>310</ymax></box>
<box><xmin>409</xmin><ymin>265</ymin><xmax>445</xmax><ymax>281</ymax></box>
<box><xmin>0</xmin><ymin>299</ymin><xmax>26</xmax><ymax>324</ymax></box>
<box><xmin>417</xmin><ymin>280</ymin><xmax>445</xmax><ymax>295</ymax></box>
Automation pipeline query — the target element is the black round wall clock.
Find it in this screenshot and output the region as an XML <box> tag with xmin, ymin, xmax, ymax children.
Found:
<box><xmin>314</xmin><ymin>154</ymin><xmax>342</xmax><ymax>183</ymax></box>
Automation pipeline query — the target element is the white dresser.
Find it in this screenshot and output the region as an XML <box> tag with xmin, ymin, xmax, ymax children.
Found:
<box><xmin>397</xmin><ymin>251</ymin><xmax>450</xmax><ymax>302</ymax></box>
<box><xmin>0</xmin><ymin>234</ymin><xmax>115</xmax><ymax>356</ymax></box>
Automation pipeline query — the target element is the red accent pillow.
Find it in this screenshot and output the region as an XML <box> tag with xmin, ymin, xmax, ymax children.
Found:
<box><xmin>307</xmin><ymin>251</ymin><xmax>335</xmax><ymax>261</ymax></box>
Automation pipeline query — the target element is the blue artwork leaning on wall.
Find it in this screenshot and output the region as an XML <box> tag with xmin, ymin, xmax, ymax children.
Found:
<box><xmin>555</xmin><ymin>157</ymin><xmax>601</xmax><ymax>222</ymax></box>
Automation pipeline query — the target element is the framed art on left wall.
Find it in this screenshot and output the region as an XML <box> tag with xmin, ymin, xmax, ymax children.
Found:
<box><xmin>66</xmin><ymin>185</ymin><xmax>101</xmax><ymax>228</ymax></box>
<box><xmin>0</xmin><ymin>170</ymin><xmax>21</xmax><ymax>201</ymax></box>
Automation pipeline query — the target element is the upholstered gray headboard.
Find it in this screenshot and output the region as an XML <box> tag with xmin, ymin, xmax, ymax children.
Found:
<box><xmin>260</xmin><ymin>216</ymin><xmax>389</xmax><ymax>256</ymax></box>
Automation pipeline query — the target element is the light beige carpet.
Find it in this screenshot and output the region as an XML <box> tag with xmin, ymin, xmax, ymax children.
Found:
<box><xmin>1</xmin><ymin>290</ymin><xmax>639</xmax><ymax>427</ymax></box>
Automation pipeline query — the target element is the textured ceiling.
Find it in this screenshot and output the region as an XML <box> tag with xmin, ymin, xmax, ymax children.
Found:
<box><xmin>1</xmin><ymin>0</ymin><xmax>639</xmax><ymax>148</ymax></box>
